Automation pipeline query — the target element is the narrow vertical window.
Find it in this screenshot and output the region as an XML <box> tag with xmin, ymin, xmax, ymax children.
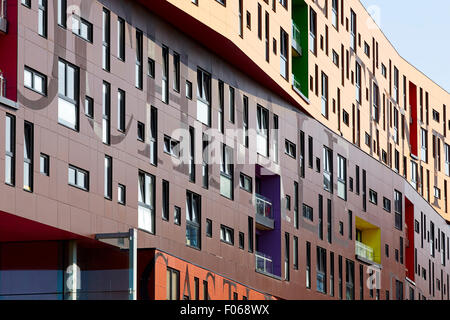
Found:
<box><xmin>58</xmin><ymin>59</ymin><xmax>79</xmax><ymax>130</ymax></box>
<box><xmin>280</xmin><ymin>28</ymin><xmax>288</xmax><ymax>78</ymax></box>
<box><xmin>138</xmin><ymin>170</ymin><xmax>155</xmax><ymax>234</ymax></box>
<box><xmin>118</xmin><ymin>184</ymin><xmax>126</xmax><ymax>205</ymax></box>
<box><xmin>318</xmin><ymin>194</ymin><xmax>324</xmax><ymax>240</ymax></box>
<box><xmin>58</xmin><ymin>0</ymin><xmax>67</xmax><ymax>28</ymax></box>
<box><xmin>327</xmin><ymin>199</ymin><xmax>332</xmax><ymax>244</ymax></box>
<box><xmin>189</xmin><ymin>126</ymin><xmax>195</xmax><ymax>182</ymax></box>
<box><xmin>104</xmin><ymin>155</ymin><xmax>112</xmax><ymax>200</ymax></box>
<box><xmin>117</xmin><ymin>89</ymin><xmax>125</xmax><ymax>132</ymax></box>
<box><xmin>257</xmin><ymin>3</ymin><xmax>262</xmax><ymax>40</ymax></box>
<box><xmin>300</xmin><ymin>131</ymin><xmax>305</xmax><ymax>177</ymax></box>
<box><xmin>202</xmin><ymin>134</ymin><xmax>209</xmax><ymax>189</ymax></box>
<box><xmin>393</xmin><ymin>67</ymin><xmax>399</xmax><ymax>103</ymax></box>
<box><xmin>102</xmin><ymin>8</ymin><xmax>111</xmax><ymax>72</ymax></box>
<box><xmin>150</xmin><ymin>107</ymin><xmax>158</xmax><ymax>166</ymax></box>
<box><xmin>135</xmin><ymin>30</ymin><xmax>143</xmax><ymax>90</ymax></box>
<box><xmin>256</xmin><ymin>105</ymin><xmax>269</xmax><ymax>157</ymax></box>
<box><xmin>238</xmin><ymin>0</ymin><xmax>243</xmax><ymax>37</ymax></box>
<box><xmin>350</xmin><ymin>10</ymin><xmax>356</xmax><ymax>51</ymax></box>
<box><xmin>337</xmin><ymin>155</ymin><xmax>347</xmax><ymax>200</ymax></box>
<box><xmin>162</xmin><ymin>46</ymin><xmax>169</xmax><ymax>103</ymax></box>
<box><xmin>294</xmin><ymin>181</ymin><xmax>299</xmax><ymax>229</ymax></box>
<box><xmin>218</xmin><ymin>80</ymin><xmax>224</xmax><ymax>133</ymax></box>
<box><xmin>23</xmin><ymin>122</ymin><xmax>34</xmax><ymax>192</ymax></box>
<box><xmin>38</xmin><ymin>0</ymin><xmax>48</xmax><ymax>38</ymax></box>
<box><xmin>243</xmin><ymin>96</ymin><xmax>249</xmax><ymax>148</ymax></box>
<box><xmin>293</xmin><ymin>236</ymin><xmax>298</xmax><ymax>270</ymax></box>
<box><xmin>310</xmin><ymin>8</ymin><xmax>317</xmax><ymax>54</ymax></box>
<box><xmin>273</xmin><ymin>115</ymin><xmax>279</xmax><ymax>163</ymax></box>
<box><xmin>220</xmin><ymin>144</ymin><xmax>234</xmax><ymax>200</ymax></box>
<box><xmin>284</xmin><ymin>233</ymin><xmax>290</xmax><ymax>281</ymax></box>
<box><xmin>248</xmin><ymin>217</ymin><xmax>254</xmax><ymax>253</ymax></box>
<box><xmin>117</xmin><ymin>17</ymin><xmax>125</xmax><ymax>61</ymax></box>
<box><xmin>162</xmin><ymin>180</ymin><xmax>169</xmax><ymax>221</ymax></box>
<box><xmin>306</xmin><ymin>241</ymin><xmax>311</xmax><ymax>288</ymax></box>
<box><xmin>196</xmin><ymin>68</ymin><xmax>211</xmax><ymax>126</ymax></box>
<box><xmin>323</xmin><ymin>146</ymin><xmax>333</xmax><ymax>193</ymax></box>
<box><xmin>229</xmin><ymin>86</ymin><xmax>235</xmax><ymax>123</ymax></box>
<box><xmin>40</xmin><ymin>153</ymin><xmax>49</xmax><ymax>176</ymax></box>
<box><xmin>186</xmin><ymin>191</ymin><xmax>201</xmax><ymax>249</ymax></box>
<box><xmin>321</xmin><ymin>72</ymin><xmax>329</xmax><ymax>118</ymax></box>
<box><xmin>355</xmin><ymin>62</ymin><xmax>361</xmax><ymax>103</ymax></box>
<box><xmin>102</xmin><ymin>82</ymin><xmax>111</xmax><ymax>145</ymax></box>
<box><xmin>332</xmin><ymin>0</ymin><xmax>338</xmax><ymax>29</ymax></box>
<box><xmin>265</xmin><ymin>11</ymin><xmax>270</xmax><ymax>62</ymax></box>
<box><xmin>5</xmin><ymin>114</ymin><xmax>15</xmax><ymax>186</ymax></box>
<box><xmin>173</xmin><ymin>52</ymin><xmax>180</xmax><ymax>92</ymax></box>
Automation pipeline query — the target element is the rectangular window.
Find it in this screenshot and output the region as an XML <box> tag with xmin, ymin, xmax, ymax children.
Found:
<box><xmin>135</xmin><ymin>29</ymin><xmax>143</xmax><ymax>90</ymax></box>
<box><xmin>348</xmin><ymin>210</ymin><xmax>353</xmax><ymax>240</ymax></box>
<box><xmin>40</xmin><ymin>153</ymin><xmax>49</xmax><ymax>176</ymax></box>
<box><xmin>293</xmin><ymin>236</ymin><xmax>298</xmax><ymax>270</ymax></box>
<box><xmin>411</xmin><ymin>161</ymin><xmax>418</xmax><ymax>190</ymax></box>
<box><xmin>332</xmin><ymin>0</ymin><xmax>338</xmax><ymax>29</ymax></box>
<box><xmin>220</xmin><ymin>225</ymin><xmax>234</xmax><ymax>245</ymax></box>
<box><xmin>285</xmin><ymin>139</ymin><xmax>296</xmax><ymax>159</ymax></box>
<box><xmin>197</xmin><ymin>68</ymin><xmax>211</xmax><ymax>126</ymax></box>
<box><xmin>117</xmin><ymin>17</ymin><xmax>125</xmax><ymax>61</ymax></box>
<box><xmin>5</xmin><ymin>114</ymin><xmax>15</xmax><ymax>186</ymax></box>
<box><xmin>104</xmin><ymin>155</ymin><xmax>112</xmax><ymax>199</ymax></box>
<box><xmin>85</xmin><ymin>96</ymin><xmax>93</xmax><ymax>118</ymax></box>
<box><xmin>148</xmin><ymin>58</ymin><xmax>155</xmax><ymax>78</ymax></box>
<box><xmin>243</xmin><ymin>96</ymin><xmax>249</xmax><ymax>148</ymax></box>
<box><xmin>394</xmin><ymin>190</ymin><xmax>402</xmax><ymax>230</ymax></box>
<box><xmin>161</xmin><ymin>45</ymin><xmax>169</xmax><ymax>103</ymax></box>
<box><xmin>265</xmin><ymin>11</ymin><xmax>270</xmax><ymax>62</ymax></box>
<box><xmin>346</xmin><ymin>259</ymin><xmax>355</xmax><ymax>300</ymax></box>
<box><xmin>300</xmin><ymin>131</ymin><xmax>305</xmax><ymax>177</ymax></box>
<box><xmin>257</xmin><ymin>105</ymin><xmax>269</xmax><ymax>157</ymax></box>
<box><xmin>206</xmin><ymin>219</ymin><xmax>212</xmax><ymax>237</ymax></box>
<box><xmin>72</xmin><ymin>14</ymin><xmax>93</xmax><ymax>42</ymax></box>
<box><xmin>238</xmin><ymin>0</ymin><xmax>243</xmax><ymax>37</ymax></box>
<box><xmin>229</xmin><ymin>86</ymin><xmax>235</xmax><ymax>123</ymax></box>
<box><xmin>218</xmin><ymin>80</ymin><xmax>224</xmax><ymax>133</ymax></box>
<box><xmin>294</xmin><ymin>181</ymin><xmax>299</xmax><ymax>229</ymax></box>
<box><xmin>330</xmin><ymin>252</ymin><xmax>335</xmax><ymax>297</ymax></box>
<box><xmin>327</xmin><ymin>199</ymin><xmax>332</xmax><ymax>244</ymax></box>
<box><xmin>150</xmin><ymin>107</ymin><xmax>158</xmax><ymax>166</ymax></box>
<box><xmin>166</xmin><ymin>268</ymin><xmax>180</xmax><ymax>300</ymax></box>
<box><xmin>445</xmin><ymin>143</ymin><xmax>450</xmax><ymax>176</ymax></box>
<box><xmin>337</xmin><ymin>155</ymin><xmax>347</xmax><ymax>200</ymax></box>
<box><xmin>164</xmin><ymin>135</ymin><xmax>180</xmax><ymax>158</ymax></box>
<box><xmin>189</xmin><ymin>126</ymin><xmax>195</xmax><ymax>183</ymax></box>
<box><xmin>68</xmin><ymin>165</ymin><xmax>89</xmax><ymax>191</ymax></box>
<box><xmin>355</xmin><ymin>62</ymin><xmax>361</xmax><ymax>103</ymax></box>
<box><xmin>174</xmin><ymin>206</ymin><xmax>181</xmax><ymax>226</ymax></box>
<box><xmin>239</xmin><ymin>232</ymin><xmax>244</xmax><ymax>250</ymax></box>
<box><xmin>202</xmin><ymin>134</ymin><xmax>209</xmax><ymax>189</ymax></box>
<box><xmin>137</xmin><ymin>121</ymin><xmax>145</xmax><ymax>141</ymax></box>
<box><xmin>102</xmin><ymin>8</ymin><xmax>110</xmax><ymax>71</ymax></box>
<box><xmin>350</xmin><ymin>10</ymin><xmax>356</xmax><ymax>51</ymax></box>
<box><xmin>338</xmin><ymin>255</ymin><xmax>343</xmax><ymax>299</ymax></box>
<box><xmin>173</xmin><ymin>52</ymin><xmax>180</xmax><ymax>92</ymax></box>
<box><xmin>323</xmin><ymin>146</ymin><xmax>333</xmax><ymax>193</ymax></box>
<box><xmin>118</xmin><ymin>184</ymin><xmax>126</xmax><ymax>205</ymax></box>
<box><xmin>308</xmin><ymin>136</ymin><xmax>313</xmax><ymax>168</ymax></box>
<box><xmin>23</xmin><ymin>122</ymin><xmax>33</xmax><ymax>192</ymax></box>
<box><xmin>318</xmin><ymin>195</ymin><xmax>323</xmax><ymax>240</ymax></box>
<box><xmin>321</xmin><ymin>72</ymin><xmax>329</xmax><ymax>118</ymax></box>
<box><xmin>117</xmin><ymin>89</ymin><xmax>125</xmax><ymax>132</ymax></box>
<box><xmin>24</xmin><ymin>67</ymin><xmax>47</xmax><ymax>96</ymax></box>
<box><xmin>38</xmin><ymin>0</ymin><xmax>48</xmax><ymax>38</ymax></box>
<box><xmin>285</xmin><ymin>233</ymin><xmax>290</xmax><ymax>281</ymax></box>
<box><xmin>239</xmin><ymin>173</ymin><xmax>252</xmax><ymax>193</ymax></box>
<box><xmin>369</xmin><ymin>189</ymin><xmax>378</xmax><ymax>205</ymax></box>
<box><xmin>186</xmin><ymin>81</ymin><xmax>193</xmax><ymax>100</ymax></box>
<box><xmin>57</xmin><ymin>0</ymin><xmax>67</xmax><ymax>27</ymax></box>
<box><xmin>422</xmin><ymin>129</ymin><xmax>428</xmax><ymax>163</ymax></box>
<box><xmin>186</xmin><ymin>191</ymin><xmax>201</xmax><ymax>249</ymax></box>
<box><xmin>373</xmin><ymin>82</ymin><xmax>379</xmax><ymax>122</ymax></box>
<box><xmin>138</xmin><ymin>170</ymin><xmax>155</xmax><ymax>234</ymax></box>
<box><xmin>257</xmin><ymin>3</ymin><xmax>262</xmax><ymax>40</ymax></box>
<box><xmin>248</xmin><ymin>217</ymin><xmax>254</xmax><ymax>253</ymax></box>
<box><xmin>162</xmin><ymin>180</ymin><xmax>169</xmax><ymax>221</ymax></box>
<box><xmin>220</xmin><ymin>144</ymin><xmax>234</xmax><ymax>200</ymax></box>
<box><xmin>393</xmin><ymin>67</ymin><xmax>399</xmax><ymax>103</ymax></box>
<box><xmin>102</xmin><ymin>82</ymin><xmax>111</xmax><ymax>144</ymax></box>
<box><xmin>303</xmin><ymin>204</ymin><xmax>313</xmax><ymax>221</ymax></box>
<box><xmin>383</xmin><ymin>197</ymin><xmax>391</xmax><ymax>212</ymax></box>
<box><xmin>280</xmin><ymin>28</ymin><xmax>288</xmax><ymax>78</ymax></box>
<box><xmin>306</xmin><ymin>242</ymin><xmax>311</xmax><ymax>288</ymax></box>
<box><xmin>273</xmin><ymin>115</ymin><xmax>279</xmax><ymax>163</ymax></box>
<box><xmin>317</xmin><ymin>247</ymin><xmax>327</xmax><ymax>293</ymax></box>
<box><xmin>58</xmin><ymin>59</ymin><xmax>79</xmax><ymax>130</ymax></box>
<box><xmin>310</xmin><ymin>8</ymin><xmax>317</xmax><ymax>55</ymax></box>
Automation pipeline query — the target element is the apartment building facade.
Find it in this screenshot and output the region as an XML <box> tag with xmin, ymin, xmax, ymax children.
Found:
<box><xmin>0</xmin><ymin>0</ymin><xmax>448</xmax><ymax>300</ymax></box>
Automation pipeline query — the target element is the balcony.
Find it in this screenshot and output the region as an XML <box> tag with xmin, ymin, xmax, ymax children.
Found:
<box><xmin>355</xmin><ymin>240</ymin><xmax>374</xmax><ymax>262</ymax></box>
<box><xmin>291</xmin><ymin>21</ymin><xmax>302</xmax><ymax>57</ymax></box>
<box><xmin>0</xmin><ymin>0</ymin><xmax>7</xmax><ymax>34</ymax></box>
<box><xmin>255</xmin><ymin>194</ymin><xmax>274</xmax><ymax>230</ymax></box>
<box><xmin>255</xmin><ymin>252</ymin><xmax>273</xmax><ymax>275</ymax></box>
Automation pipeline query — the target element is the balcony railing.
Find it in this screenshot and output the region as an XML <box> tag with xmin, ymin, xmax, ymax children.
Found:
<box><xmin>291</xmin><ymin>21</ymin><xmax>302</xmax><ymax>56</ymax></box>
<box><xmin>355</xmin><ymin>240</ymin><xmax>374</xmax><ymax>262</ymax></box>
<box><xmin>255</xmin><ymin>251</ymin><xmax>273</xmax><ymax>275</ymax></box>
<box><xmin>0</xmin><ymin>73</ymin><xmax>5</xmax><ymax>98</ymax></box>
<box><xmin>256</xmin><ymin>194</ymin><xmax>272</xmax><ymax>219</ymax></box>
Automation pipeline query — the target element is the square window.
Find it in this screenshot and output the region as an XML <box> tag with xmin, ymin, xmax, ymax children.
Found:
<box><xmin>137</xmin><ymin>121</ymin><xmax>145</xmax><ymax>141</ymax></box>
<box><xmin>40</xmin><ymin>153</ymin><xmax>49</xmax><ymax>176</ymax></box>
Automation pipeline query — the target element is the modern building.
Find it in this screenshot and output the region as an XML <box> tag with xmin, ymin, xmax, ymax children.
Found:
<box><xmin>0</xmin><ymin>0</ymin><xmax>448</xmax><ymax>300</ymax></box>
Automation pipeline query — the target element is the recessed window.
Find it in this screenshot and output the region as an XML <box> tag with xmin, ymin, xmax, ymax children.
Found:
<box><xmin>104</xmin><ymin>155</ymin><xmax>112</xmax><ymax>200</ymax></box>
<box><xmin>343</xmin><ymin>110</ymin><xmax>349</xmax><ymax>126</ymax></box>
<box><xmin>246</xmin><ymin>11</ymin><xmax>251</xmax><ymax>29</ymax></box>
<box><xmin>118</xmin><ymin>184</ymin><xmax>126</xmax><ymax>205</ymax></box>
<box><xmin>186</xmin><ymin>80</ymin><xmax>192</xmax><ymax>100</ymax></box>
<box><xmin>220</xmin><ymin>225</ymin><xmax>234</xmax><ymax>245</ymax></box>
<box><xmin>383</xmin><ymin>197</ymin><xmax>391</xmax><ymax>212</ymax></box>
<box><xmin>164</xmin><ymin>135</ymin><xmax>180</xmax><ymax>158</ymax></box>
<box><xmin>117</xmin><ymin>17</ymin><xmax>125</xmax><ymax>61</ymax></box>
<box><xmin>206</xmin><ymin>219</ymin><xmax>212</xmax><ymax>237</ymax></box>
<box><xmin>433</xmin><ymin>109</ymin><xmax>440</xmax><ymax>122</ymax></box>
<box><xmin>117</xmin><ymin>89</ymin><xmax>126</xmax><ymax>132</ymax></box>
<box><xmin>364</xmin><ymin>42</ymin><xmax>370</xmax><ymax>57</ymax></box>
<box><xmin>85</xmin><ymin>96</ymin><xmax>93</xmax><ymax>118</ymax></box>
<box><xmin>365</xmin><ymin>133</ymin><xmax>371</xmax><ymax>147</ymax></box>
<box><xmin>148</xmin><ymin>58</ymin><xmax>155</xmax><ymax>78</ymax></box>
<box><xmin>339</xmin><ymin>221</ymin><xmax>344</xmax><ymax>235</ymax></box>
<box><xmin>40</xmin><ymin>153</ymin><xmax>49</xmax><ymax>176</ymax></box>
<box><xmin>38</xmin><ymin>0</ymin><xmax>48</xmax><ymax>38</ymax></box>
<box><xmin>239</xmin><ymin>232</ymin><xmax>244</xmax><ymax>250</ymax></box>
<box><xmin>381</xmin><ymin>64</ymin><xmax>387</xmax><ymax>78</ymax></box>
<box><xmin>215</xmin><ymin>0</ymin><xmax>226</xmax><ymax>6</ymax></box>
<box><xmin>303</xmin><ymin>204</ymin><xmax>313</xmax><ymax>221</ymax></box>
<box><xmin>239</xmin><ymin>173</ymin><xmax>252</xmax><ymax>193</ymax></box>
<box><xmin>174</xmin><ymin>206</ymin><xmax>181</xmax><ymax>226</ymax></box>
<box><xmin>24</xmin><ymin>67</ymin><xmax>47</xmax><ymax>96</ymax></box>
<box><xmin>286</xmin><ymin>195</ymin><xmax>291</xmax><ymax>210</ymax></box>
<box><xmin>68</xmin><ymin>165</ymin><xmax>89</xmax><ymax>191</ymax></box>
<box><xmin>332</xmin><ymin>50</ymin><xmax>339</xmax><ymax>67</ymax></box>
<box><xmin>137</xmin><ymin>121</ymin><xmax>145</xmax><ymax>141</ymax></box>
<box><xmin>285</xmin><ymin>139</ymin><xmax>296</xmax><ymax>159</ymax></box>
<box><xmin>22</xmin><ymin>0</ymin><xmax>31</xmax><ymax>7</ymax></box>
<box><xmin>71</xmin><ymin>14</ymin><xmax>93</xmax><ymax>42</ymax></box>
<box><xmin>435</xmin><ymin>187</ymin><xmax>441</xmax><ymax>199</ymax></box>
<box><xmin>414</xmin><ymin>220</ymin><xmax>420</xmax><ymax>233</ymax></box>
<box><xmin>58</xmin><ymin>59</ymin><xmax>79</xmax><ymax>130</ymax></box>
<box><xmin>369</xmin><ymin>189</ymin><xmax>378</xmax><ymax>205</ymax></box>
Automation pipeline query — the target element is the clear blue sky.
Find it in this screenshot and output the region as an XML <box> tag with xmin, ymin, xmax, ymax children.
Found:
<box><xmin>360</xmin><ymin>0</ymin><xmax>450</xmax><ymax>93</ymax></box>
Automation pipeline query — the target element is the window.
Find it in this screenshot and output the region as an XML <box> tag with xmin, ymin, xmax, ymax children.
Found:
<box><xmin>138</xmin><ymin>170</ymin><xmax>155</xmax><ymax>233</ymax></box>
<box><xmin>257</xmin><ymin>105</ymin><xmax>269</xmax><ymax>157</ymax></box>
<box><xmin>394</xmin><ymin>190</ymin><xmax>402</xmax><ymax>230</ymax></box>
<box><xmin>220</xmin><ymin>225</ymin><xmax>234</xmax><ymax>245</ymax></box>
<box><xmin>279</xmin><ymin>0</ymin><xmax>287</xmax><ymax>9</ymax></box>
<box><xmin>102</xmin><ymin>82</ymin><xmax>111</xmax><ymax>144</ymax></box>
<box><xmin>166</xmin><ymin>268</ymin><xmax>180</xmax><ymax>300</ymax></box>
<box><xmin>243</xmin><ymin>96</ymin><xmax>249</xmax><ymax>148</ymax></box>
<box><xmin>85</xmin><ymin>96</ymin><xmax>93</xmax><ymax>118</ymax></box>
<box><xmin>238</xmin><ymin>0</ymin><xmax>243</xmax><ymax>37</ymax></box>
<box><xmin>24</xmin><ymin>67</ymin><xmax>47</xmax><ymax>95</ymax></box>
<box><xmin>58</xmin><ymin>59</ymin><xmax>79</xmax><ymax>130</ymax></box>
<box><xmin>239</xmin><ymin>173</ymin><xmax>252</xmax><ymax>193</ymax></box>
<box><xmin>150</xmin><ymin>107</ymin><xmax>157</xmax><ymax>166</ymax></box>
<box><xmin>273</xmin><ymin>115</ymin><xmax>279</xmax><ymax>163</ymax></box>
<box><xmin>57</xmin><ymin>0</ymin><xmax>67</xmax><ymax>27</ymax></box>
<box><xmin>148</xmin><ymin>58</ymin><xmax>155</xmax><ymax>78</ymax></box>
<box><xmin>350</xmin><ymin>10</ymin><xmax>356</xmax><ymax>51</ymax></box>
<box><xmin>385</xmin><ymin>244</ymin><xmax>389</xmax><ymax>257</ymax></box>
<box><xmin>346</xmin><ymin>259</ymin><xmax>355</xmax><ymax>300</ymax></box>
<box><xmin>40</xmin><ymin>153</ymin><xmax>49</xmax><ymax>176</ymax></box>
<box><xmin>337</xmin><ymin>155</ymin><xmax>347</xmax><ymax>200</ymax></box>
<box><xmin>383</xmin><ymin>197</ymin><xmax>391</xmax><ymax>212</ymax></box>
<box><xmin>381</xmin><ymin>64</ymin><xmax>386</xmax><ymax>78</ymax></box>
<box><xmin>306</xmin><ymin>242</ymin><xmax>311</xmax><ymax>288</ymax></box>
<box><xmin>220</xmin><ymin>144</ymin><xmax>234</xmax><ymax>199</ymax></box>
<box><xmin>102</xmin><ymin>9</ymin><xmax>110</xmax><ymax>71</ymax></box>
<box><xmin>189</xmin><ymin>126</ymin><xmax>195</xmax><ymax>183</ymax></box>
<box><xmin>323</xmin><ymin>147</ymin><xmax>333</xmax><ymax>193</ymax></box>
<box><xmin>435</xmin><ymin>186</ymin><xmax>441</xmax><ymax>199</ymax></box>
<box><xmin>285</xmin><ymin>139</ymin><xmax>296</xmax><ymax>159</ymax></box>
<box><xmin>162</xmin><ymin>46</ymin><xmax>169</xmax><ymax>103</ymax></box>
<box><xmin>5</xmin><ymin>114</ymin><xmax>15</xmax><ymax>186</ymax></box>
<box><xmin>136</xmin><ymin>121</ymin><xmax>145</xmax><ymax>142</ymax></box>
<box><xmin>369</xmin><ymin>189</ymin><xmax>377</xmax><ymax>205</ymax></box>
<box><xmin>23</xmin><ymin>122</ymin><xmax>33</xmax><ymax>192</ymax></box>
<box><xmin>162</xmin><ymin>180</ymin><xmax>169</xmax><ymax>221</ymax></box>
<box><xmin>280</xmin><ymin>28</ymin><xmax>288</xmax><ymax>78</ymax></box>
<box><xmin>265</xmin><ymin>11</ymin><xmax>270</xmax><ymax>62</ymax></box>
<box><xmin>206</xmin><ymin>219</ymin><xmax>212</xmax><ymax>237</ymax></box>
<box><xmin>38</xmin><ymin>0</ymin><xmax>48</xmax><ymax>38</ymax></box>
<box><xmin>104</xmin><ymin>155</ymin><xmax>112</xmax><ymax>200</ymax></box>
<box><xmin>215</xmin><ymin>0</ymin><xmax>226</xmax><ymax>5</ymax></box>
<box><xmin>248</xmin><ymin>217</ymin><xmax>254</xmax><ymax>253</ymax></box>
<box><xmin>68</xmin><ymin>165</ymin><xmax>89</xmax><ymax>191</ymax></box>
<box><xmin>318</xmin><ymin>195</ymin><xmax>323</xmax><ymax>240</ymax></box>
<box><xmin>348</xmin><ymin>210</ymin><xmax>353</xmax><ymax>240</ymax></box>
<box><xmin>286</xmin><ymin>195</ymin><xmax>291</xmax><ymax>211</ymax></box>
<box><xmin>72</xmin><ymin>14</ymin><xmax>93</xmax><ymax>42</ymax></box>
<box><xmin>343</xmin><ymin>110</ymin><xmax>349</xmax><ymax>126</ymax></box>
<box><xmin>364</xmin><ymin>42</ymin><xmax>370</xmax><ymax>57</ymax></box>
<box><xmin>246</xmin><ymin>11</ymin><xmax>251</xmax><ymax>29</ymax></box>
<box><xmin>117</xmin><ymin>89</ymin><xmax>126</xmax><ymax>132</ymax></box>
<box><xmin>446</xmin><ymin>143</ymin><xmax>450</xmax><ymax>176</ymax></box>
<box><xmin>317</xmin><ymin>247</ymin><xmax>327</xmax><ymax>294</ymax></box>
<box><xmin>239</xmin><ymin>232</ymin><xmax>244</xmax><ymax>249</ymax></box>
<box><xmin>173</xmin><ymin>52</ymin><xmax>180</xmax><ymax>92</ymax></box>
<box><xmin>393</xmin><ymin>67</ymin><xmax>399</xmax><ymax>103</ymax></box>
<box><xmin>321</xmin><ymin>72</ymin><xmax>329</xmax><ymax>118</ymax></box>
<box><xmin>21</xmin><ymin>0</ymin><xmax>31</xmax><ymax>7</ymax></box>
<box><xmin>373</xmin><ymin>83</ymin><xmax>379</xmax><ymax>122</ymax></box>
<box><xmin>117</xmin><ymin>17</ymin><xmax>125</xmax><ymax>61</ymax></box>
<box><xmin>285</xmin><ymin>232</ymin><xmax>290</xmax><ymax>281</ymax></box>
<box><xmin>135</xmin><ymin>29</ymin><xmax>143</xmax><ymax>90</ymax></box>
<box><xmin>186</xmin><ymin>191</ymin><xmax>201</xmax><ymax>249</ymax></box>
<box><xmin>332</xmin><ymin>50</ymin><xmax>339</xmax><ymax>67</ymax></box>
<box><xmin>186</xmin><ymin>81</ymin><xmax>192</xmax><ymax>100</ymax></box>
<box><xmin>303</xmin><ymin>204</ymin><xmax>313</xmax><ymax>221</ymax></box>
<box><xmin>332</xmin><ymin>0</ymin><xmax>338</xmax><ymax>28</ymax></box>
<box><xmin>197</xmin><ymin>68</ymin><xmax>211</xmax><ymax>126</ymax></box>
<box><xmin>229</xmin><ymin>86</ymin><xmax>235</xmax><ymax>123</ymax></box>
<box><xmin>293</xmin><ymin>236</ymin><xmax>299</xmax><ymax>270</ymax></box>
<box><xmin>339</xmin><ymin>222</ymin><xmax>344</xmax><ymax>235</ymax></box>
<box><xmin>174</xmin><ymin>206</ymin><xmax>181</xmax><ymax>226</ymax></box>
<box><xmin>118</xmin><ymin>184</ymin><xmax>126</xmax><ymax>205</ymax></box>
<box><xmin>433</xmin><ymin>109</ymin><xmax>440</xmax><ymax>122</ymax></box>
<box><xmin>309</xmin><ymin>8</ymin><xmax>317</xmax><ymax>55</ymax></box>
<box><xmin>257</xmin><ymin>3</ymin><xmax>262</xmax><ymax>39</ymax></box>
<box><xmin>164</xmin><ymin>135</ymin><xmax>180</xmax><ymax>158</ymax></box>
<box><xmin>411</xmin><ymin>161</ymin><xmax>418</xmax><ymax>190</ymax></box>
<box><xmin>202</xmin><ymin>134</ymin><xmax>209</xmax><ymax>189</ymax></box>
<box><xmin>355</xmin><ymin>62</ymin><xmax>361</xmax><ymax>103</ymax></box>
<box><xmin>421</xmin><ymin>129</ymin><xmax>428</xmax><ymax>163</ymax></box>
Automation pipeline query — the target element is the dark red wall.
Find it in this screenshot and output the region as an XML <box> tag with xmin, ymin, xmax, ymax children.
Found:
<box><xmin>0</xmin><ymin>0</ymin><xmax>17</xmax><ymax>101</ymax></box>
<box><xmin>405</xmin><ymin>197</ymin><xmax>415</xmax><ymax>282</ymax></box>
<box><xmin>409</xmin><ymin>82</ymin><xmax>418</xmax><ymax>157</ymax></box>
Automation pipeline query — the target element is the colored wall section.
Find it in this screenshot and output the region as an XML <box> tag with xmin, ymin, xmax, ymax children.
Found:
<box><xmin>0</xmin><ymin>0</ymin><xmax>17</xmax><ymax>101</ymax></box>
<box><xmin>409</xmin><ymin>82</ymin><xmax>418</xmax><ymax>157</ymax></box>
<box><xmin>405</xmin><ymin>198</ymin><xmax>415</xmax><ymax>282</ymax></box>
<box><xmin>291</xmin><ymin>0</ymin><xmax>308</xmax><ymax>98</ymax></box>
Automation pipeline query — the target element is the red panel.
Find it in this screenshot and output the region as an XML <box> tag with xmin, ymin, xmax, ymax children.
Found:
<box><xmin>409</xmin><ymin>82</ymin><xmax>418</xmax><ymax>157</ymax></box>
<box><xmin>405</xmin><ymin>197</ymin><xmax>415</xmax><ymax>282</ymax></box>
<box><xmin>0</xmin><ymin>0</ymin><xmax>18</xmax><ymax>101</ymax></box>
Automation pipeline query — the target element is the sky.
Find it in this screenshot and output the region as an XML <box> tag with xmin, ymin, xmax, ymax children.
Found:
<box><xmin>360</xmin><ymin>0</ymin><xmax>450</xmax><ymax>93</ymax></box>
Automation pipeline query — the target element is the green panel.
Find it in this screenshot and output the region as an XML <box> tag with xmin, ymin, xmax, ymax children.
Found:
<box><xmin>291</xmin><ymin>0</ymin><xmax>309</xmax><ymax>98</ymax></box>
